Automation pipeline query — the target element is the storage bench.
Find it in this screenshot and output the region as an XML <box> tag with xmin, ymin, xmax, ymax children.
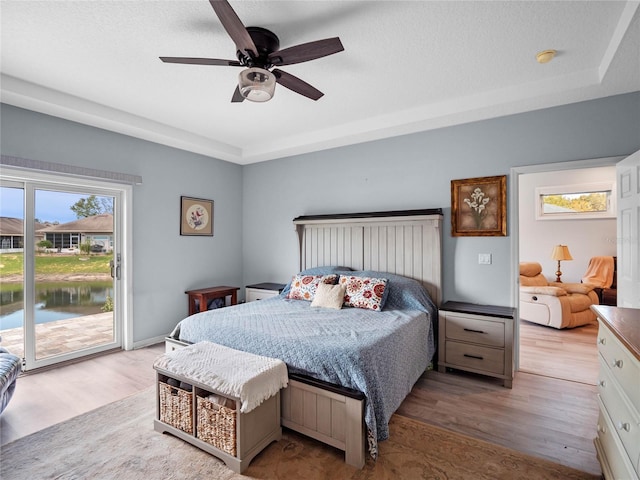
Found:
<box><xmin>153</xmin><ymin>341</ymin><xmax>288</xmax><ymax>473</ymax></box>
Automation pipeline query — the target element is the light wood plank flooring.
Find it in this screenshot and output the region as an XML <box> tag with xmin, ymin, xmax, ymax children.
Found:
<box><xmin>0</xmin><ymin>342</ymin><xmax>600</xmax><ymax>476</ymax></box>
<box><xmin>519</xmin><ymin>319</ymin><xmax>599</xmax><ymax>385</ymax></box>
<box><xmin>398</xmin><ymin>368</ymin><xmax>600</xmax><ymax>476</ymax></box>
<box><xmin>0</xmin><ymin>343</ymin><xmax>165</xmax><ymax>445</ymax></box>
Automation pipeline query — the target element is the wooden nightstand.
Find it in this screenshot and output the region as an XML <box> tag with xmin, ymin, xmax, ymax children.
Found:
<box><xmin>245</xmin><ymin>283</ymin><xmax>286</xmax><ymax>302</ymax></box>
<box><xmin>185</xmin><ymin>286</ymin><xmax>239</xmax><ymax>316</ymax></box>
<box><xmin>438</xmin><ymin>301</ymin><xmax>515</xmax><ymax>388</ymax></box>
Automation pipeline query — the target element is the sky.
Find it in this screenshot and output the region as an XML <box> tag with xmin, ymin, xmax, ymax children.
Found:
<box><xmin>0</xmin><ymin>187</ymin><xmax>91</xmax><ymax>224</ymax></box>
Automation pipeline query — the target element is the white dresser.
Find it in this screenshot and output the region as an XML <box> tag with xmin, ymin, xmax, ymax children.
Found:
<box><xmin>592</xmin><ymin>305</ymin><xmax>640</xmax><ymax>480</ymax></box>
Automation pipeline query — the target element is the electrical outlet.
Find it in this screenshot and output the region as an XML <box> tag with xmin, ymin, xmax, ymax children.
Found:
<box><xmin>478</xmin><ymin>253</ymin><xmax>492</xmax><ymax>265</ymax></box>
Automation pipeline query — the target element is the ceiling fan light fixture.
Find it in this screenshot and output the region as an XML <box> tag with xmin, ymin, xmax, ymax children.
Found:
<box><xmin>238</xmin><ymin>67</ymin><xmax>275</xmax><ymax>102</ymax></box>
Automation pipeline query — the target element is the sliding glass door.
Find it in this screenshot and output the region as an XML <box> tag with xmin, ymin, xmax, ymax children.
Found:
<box><xmin>0</xmin><ymin>178</ymin><xmax>124</xmax><ymax>370</ymax></box>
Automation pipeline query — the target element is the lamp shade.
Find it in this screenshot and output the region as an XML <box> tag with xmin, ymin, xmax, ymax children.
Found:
<box><xmin>551</xmin><ymin>245</ymin><xmax>573</xmax><ymax>261</ymax></box>
<box><xmin>238</xmin><ymin>67</ymin><xmax>276</xmax><ymax>102</ymax></box>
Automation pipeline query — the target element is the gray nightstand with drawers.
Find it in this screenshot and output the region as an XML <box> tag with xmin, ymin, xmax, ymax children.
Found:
<box><xmin>438</xmin><ymin>301</ymin><xmax>515</xmax><ymax>388</ymax></box>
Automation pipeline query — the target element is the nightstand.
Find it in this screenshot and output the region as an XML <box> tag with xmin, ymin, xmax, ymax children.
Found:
<box><xmin>438</xmin><ymin>301</ymin><xmax>515</xmax><ymax>388</ymax></box>
<box><xmin>185</xmin><ymin>286</ymin><xmax>239</xmax><ymax>316</ymax></box>
<box><xmin>245</xmin><ymin>283</ymin><xmax>286</xmax><ymax>302</ymax></box>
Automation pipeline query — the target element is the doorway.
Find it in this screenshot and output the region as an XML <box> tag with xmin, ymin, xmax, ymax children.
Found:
<box><xmin>0</xmin><ymin>173</ymin><xmax>128</xmax><ymax>371</ymax></box>
<box><xmin>511</xmin><ymin>156</ymin><xmax>622</xmax><ymax>384</ymax></box>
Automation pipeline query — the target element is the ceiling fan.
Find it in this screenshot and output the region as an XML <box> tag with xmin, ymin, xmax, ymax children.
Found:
<box><xmin>160</xmin><ymin>0</ymin><xmax>344</xmax><ymax>103</ymax></box>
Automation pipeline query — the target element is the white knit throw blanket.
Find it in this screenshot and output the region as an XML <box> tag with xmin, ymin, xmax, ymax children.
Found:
<box><xmin>154</xmin><ymin>341</ymin><xmax>288</xmax><ymax>413</ymax></box>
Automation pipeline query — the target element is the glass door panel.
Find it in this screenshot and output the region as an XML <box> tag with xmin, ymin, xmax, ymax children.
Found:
<box><xmin>1</xmin><ymin>178</ymin><xmax>122</xmax><ymax>370</ymax></box>
<box><xmin>0</xmin><ymin>185</ymin><xmax>25</xmax><ymax>360</ymax></box>
<box><xmin>33</xmin><ymin>189</ymin><xmax>116</xmax><ymax>361</ymax></box>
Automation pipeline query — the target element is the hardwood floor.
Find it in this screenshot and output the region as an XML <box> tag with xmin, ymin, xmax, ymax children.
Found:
<box><xmin>0</xmin><ymin>342</ymin><xmax>601</xmax><ymax>476</ymax></box>
<box><xmin>397</xmin><ymin>368</ymin><xmax>600</xmax><ymax>476</ymax></box>
<box><xmin>0</xmin><ymin>343</ymin><xmax>165</xmax><ymax>446</ymax></box>
<box><xmin>519</xmin><ymin>319</ymin><xmax>599</xmax><ymax>385</ymax></box>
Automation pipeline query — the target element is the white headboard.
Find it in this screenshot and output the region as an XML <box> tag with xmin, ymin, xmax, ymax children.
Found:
<box><xmin>293</xmin><ymin>209</ymin><xmax>443</xmax><ymax>306</ymax></box>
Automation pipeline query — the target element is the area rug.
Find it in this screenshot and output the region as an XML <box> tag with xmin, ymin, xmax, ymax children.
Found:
<box><xmin>1</xmin><ymin>387</ymin><xmax>599</xmax><ymax>480</ymax></box>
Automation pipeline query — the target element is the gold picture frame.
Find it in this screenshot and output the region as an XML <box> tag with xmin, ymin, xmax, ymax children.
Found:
<box><xmin>180</xmin><ymin>196</ymin><xmax>214</xmax><ymax>236</ymax></box>
<box><xmin>451</xmin><ymin>175</ymin><xmax>507</xmax><ymax>237</ymax></box>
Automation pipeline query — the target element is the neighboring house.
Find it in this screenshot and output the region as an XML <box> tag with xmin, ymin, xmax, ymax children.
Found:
<box><xmin>0</xmin><ymin>217</ymin><xmax>47</xmax><ymax>252</ymax></box>
<box><xmin>37</xmin><ymin>214</ymin><xmax>113</xmax><ymax>252</ymax></box>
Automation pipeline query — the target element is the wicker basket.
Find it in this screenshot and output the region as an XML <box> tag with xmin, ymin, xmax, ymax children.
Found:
<box><xmin>158</xmin><ymin>381</ymin><xmax>193</xmax><ymax>434</ymax></box>
<box><xmin>196</xmin><ymin>395</ymin><xmax>237</xmax><ymax>456</ymax></box>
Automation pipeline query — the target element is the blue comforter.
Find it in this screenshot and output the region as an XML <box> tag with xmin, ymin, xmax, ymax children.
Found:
<box><xmin>171</xmin><ymin>270</ymin><xmax>437</xmax><ymax>456</ymax></box>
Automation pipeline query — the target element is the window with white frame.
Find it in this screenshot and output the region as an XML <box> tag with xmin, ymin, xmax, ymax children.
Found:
<box><xmin>535</xmin><ymin>182</ymin><xmax>616</xmax><ymax>220</ymax></box>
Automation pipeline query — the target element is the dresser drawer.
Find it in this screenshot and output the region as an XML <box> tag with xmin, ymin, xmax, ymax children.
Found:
<box><xmin>445</xmin><ymin>341</ymin><xmax>505</xmax><ymax>375</ymax></box>
<box><xmin>246</xmin><ymin>288</ymin><xmax>280</xmax><ymax>302</ymax></box>
<box><xmin>598</xmin><ymin>323</ymin><xmax>640</xmax><ymax>408</ymax></box>
<box><xmin>445</xmin><ymin>315</ymin><xmax>504</xmax><ymax>347</ymax></box>
<box><xmin>165</xmin><ymin>337</ymin><xmax>189</xmax><ymax>353</ymax></box>
<box><xmin>596</xmin><ymin>400</ymin><xmax>640</xmax><ymax>480</ymax></box>
<box><xmin>598</xmin><ymin>358</ymin><xmax>640</xmax><ymax>466</ymax></box>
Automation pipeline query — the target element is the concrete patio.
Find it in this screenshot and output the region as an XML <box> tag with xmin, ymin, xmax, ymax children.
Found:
<box><xmin>0</xmin><ymin>312</ymin><xmax>114</xmax><ymax>361</ymax></box>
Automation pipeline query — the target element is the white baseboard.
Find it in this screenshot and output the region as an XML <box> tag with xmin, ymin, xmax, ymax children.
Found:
<box><xmin>132</xmin><ymin>334</ymin><xmax>168</xmax><ymax>350</ymax></box>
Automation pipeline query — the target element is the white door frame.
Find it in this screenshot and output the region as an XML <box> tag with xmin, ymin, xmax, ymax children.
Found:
<box><xmin>0</xmin><ymin>167</ymin><xmax>134</xmax><ymax>369</ymax></box>
<box><xmin>509</xmin><ymin>155</ymin><xmax>624</xmax><ymax>370</ymax></box>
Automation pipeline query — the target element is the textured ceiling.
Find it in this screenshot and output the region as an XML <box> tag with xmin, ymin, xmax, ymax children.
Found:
<box><xmin>1</xmin><ymin>1</ymin><xmax>639</xmax><ymax>164</ymax></box>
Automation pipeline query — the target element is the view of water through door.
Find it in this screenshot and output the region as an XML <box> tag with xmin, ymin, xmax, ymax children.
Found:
<box><xmin>0</xmin><ymin>183</ymin><xmax>120</xmax><ymax>370</ymax></box>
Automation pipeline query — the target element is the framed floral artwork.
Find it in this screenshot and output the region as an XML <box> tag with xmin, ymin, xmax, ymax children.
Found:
<box><xmin>451</xmin><ymin>175</ymin><xmax>507</xmax><ymax>237</ymax></box>
<box><xmin>180</xmin><ymin>196</ymin><xmax>214</xmax><ymax>236</ymax></box>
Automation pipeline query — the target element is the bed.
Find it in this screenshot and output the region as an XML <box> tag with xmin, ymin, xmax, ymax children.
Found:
<box><xmin>168</xmin><ymin>209</ymin><xmax>443</xmax><ymax>468</ymax></box>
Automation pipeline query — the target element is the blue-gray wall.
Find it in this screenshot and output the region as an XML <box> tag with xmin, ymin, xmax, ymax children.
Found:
<box><xmin>2</xmin><ymin>91</ymin><xmax>639</xmax><ymax>344</ymax></box>
<box><xmin>0</xmin><ymin>104</ymin><xmax>243</xmax><ymax>342</ymax></box>
<box><xmin>242</xmin><ymin>92</ymin><xmax>640</xmax><ymax>306</ymax></box>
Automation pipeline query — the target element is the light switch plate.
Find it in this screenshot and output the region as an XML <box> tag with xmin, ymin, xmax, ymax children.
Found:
<box><xmin>478</xmin><ymin>253</ymin><xmax>492</xmax><ymax>265</ymax></box>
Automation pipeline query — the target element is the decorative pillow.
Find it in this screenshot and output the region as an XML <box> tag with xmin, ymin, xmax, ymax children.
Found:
<box><xmin>280</xmin><ymin>267</ymin><xmax>352</xmax><ymax>297</ymax></box>
<box><xmin>310</xmin><ymin>283</ymin><xmax>347</xmax><ymax>310</ymax></box>
<box><xmin>339</xmin><ymin>276</ymin><xmax>388</xmax><ymax>311</ymax></box>
<box><xmin>286</xmin><ymin>274</ymin><xmax>338</xmax><ymax>301</ymax></box>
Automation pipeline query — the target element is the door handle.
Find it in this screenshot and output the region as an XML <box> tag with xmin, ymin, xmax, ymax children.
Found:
<box><xmin>110</xmin><ymin>254</ymin><xmax>122</xmax><ymax>280</ymax></box>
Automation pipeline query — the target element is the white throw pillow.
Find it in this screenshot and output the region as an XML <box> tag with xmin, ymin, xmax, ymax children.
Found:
<box><xmin>310</xmin><ymin>283</ymin><xmax>346</xmax><ymax>310</ymax></box>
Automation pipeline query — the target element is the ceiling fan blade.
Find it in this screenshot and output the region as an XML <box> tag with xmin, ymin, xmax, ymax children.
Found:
<box><xmin>160</xmin><ymin>57</ymin><xmax>241</xmax><ymax>66</ymax></box>
<box><xmin>272</xmin><ymin>69</ymin><xmax>323</xmax><ymax>101</ymax></box>
<box><xmin>231</xmin><ymin>85</ymin><xmax>245</xmax><ymax>103</ymax></box>
<box><xmin>209</xmin><ymin>0</ymin><xmax>257</xmax><ymax>57</ymax></box>
<box><xmin>269</xmin><ymin>37</ymin><xmax>344</xmax><ymax>66</ymax></box>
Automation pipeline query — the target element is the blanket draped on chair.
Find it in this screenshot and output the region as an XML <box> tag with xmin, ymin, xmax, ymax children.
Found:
<box><xmin>582</xmin><ymin>256</ymin><xmax>614</xmax><ymax>288</ymax></box>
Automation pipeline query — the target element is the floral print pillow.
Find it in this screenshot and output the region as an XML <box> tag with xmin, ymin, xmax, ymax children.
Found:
<box><xmin>339</xmin><ymin>276</ymin><xmax>388</xmax><ymax>311</ymax></box>
<box><xmin>286</xmin><ymin>274</ymin><xmax>338</xmax><ymax>301</ymax></box>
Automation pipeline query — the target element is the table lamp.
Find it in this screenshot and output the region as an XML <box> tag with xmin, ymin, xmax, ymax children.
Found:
<box><xmin>551</xmin><ymin>245</ymin><xmax>573</xmax><ymax>282</ymax></box>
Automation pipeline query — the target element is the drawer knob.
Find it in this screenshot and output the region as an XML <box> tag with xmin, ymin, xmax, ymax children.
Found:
<box><xmin>598</xmin><ymin>380</ymin><xmax>606</xmax><ymax>388</ymax></box>
<box><xmin>611</xmin><ymin>359</ymin><xmax>624</xmax><ymax>369</ymax></box>
<box><xmin>463</xmin><ymin>328</ymin><xmax>486</xmax><ymax>334</ymax></box>
<box><xmin>598</xmin><ymin>424</ymin><xmax>606</xmax><ymax>434</ymax></box>
<box><xmin>531</xmin><ymin>296</ymin><xmax>538</xmax><ymax>301</ymax></box>
<box><xmin>616</xmin><ymin>421</ymin><xmax>631</xmax><ymax>432</ymax></box>
<box><xmin>598</xmin><ymin>337</ymin><xmax>606</xmax><ymax>345</ymax></box>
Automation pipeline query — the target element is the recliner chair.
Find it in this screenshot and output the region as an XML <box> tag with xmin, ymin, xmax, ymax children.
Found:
<box><xmin>519</xmin><ymin>262</ymin><xmax>599</xmax><ymax>329</ymax></box>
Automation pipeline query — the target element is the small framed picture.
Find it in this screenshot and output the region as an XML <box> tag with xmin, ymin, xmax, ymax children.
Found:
<box><xmin>451</xmin><ymin>175</ymin><xmax>507</xmax><ymax>237</ymax></box>
<box><xmin>180</xmin><ymin>196</ymin><xmax>214</xmax><ymax>236</ymax></box>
